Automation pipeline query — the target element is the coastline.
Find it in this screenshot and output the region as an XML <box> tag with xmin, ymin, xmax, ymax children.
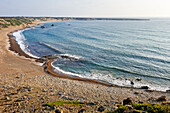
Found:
<box><xmin>7</xmin><ymin>30</ymin><xmax>115</xmax><ymax>87</ymax></box>
<box><xmin>8</xmin><ymin>33</ymin><xmax>36</xmax><ymax>59</ymax></box>
<box><xmin>0</xmin><ymin>19</ymin><xmax>169</xmax><ymax>112</ymax></box>
<box><xmin>7</xmin><ymin>19</ymin><xmax>59</xmax><ymax>60</ymax></box>
<box><xmin>6</xmin><ymin>20</ymin><xmax>170</xmax><ymax>91</ymax></box>
<box><xmin>46</xmin><ymin>60</ymin><xmax>114</xmax><ymax>87</ymax></box>
<box><xmin>7</xmin><ymin>22</ymin><xmax>120</xmax><ymax>87</ymax></box>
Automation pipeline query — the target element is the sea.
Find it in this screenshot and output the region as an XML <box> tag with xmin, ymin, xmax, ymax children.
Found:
<box><xmin>12</xmin><ymin>18</ymin><xmax>170</xmax><ymax>91</ymax></box>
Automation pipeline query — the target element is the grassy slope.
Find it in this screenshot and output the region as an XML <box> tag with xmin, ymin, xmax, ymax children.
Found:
<box><xmin>0</xmin><ymin>17</ymin><xmax>51</xmax><ymax>29</ymax></box>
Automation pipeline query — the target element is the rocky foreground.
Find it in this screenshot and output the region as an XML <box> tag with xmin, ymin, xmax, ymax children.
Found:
<box><xmin>0</xmin><ymin>73</ymin><xmax>169</xmax><ymax>113</ymax></box>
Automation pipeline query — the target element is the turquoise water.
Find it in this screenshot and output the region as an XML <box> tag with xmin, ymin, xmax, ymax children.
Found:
<box><xmin>13</xmin><ymin>19</ymin><xmax>170</xmax><ymax>91</ymax></box>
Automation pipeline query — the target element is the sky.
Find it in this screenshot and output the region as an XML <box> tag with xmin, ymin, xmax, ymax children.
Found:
<box><xmin>0</xmin><ymin>0</ymin><xmax>170</xmax><ymax>17</ymax></box>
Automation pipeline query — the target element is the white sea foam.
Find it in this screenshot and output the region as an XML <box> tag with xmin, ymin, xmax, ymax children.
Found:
<box><xmin>11</xmin><ymin>24</ymin><xmax>169</xmax><ymax>92</ymax></box>
<box><xmin>51</xmin><ymin>62</ymin><xmax>83</xmax><ymax>78</ymax></box>
<box><xmin>12</xmin><ymin>29</ymin><xmax>40</xmax><ymax>59</ymax></box>
<box><xmin>51</xmin><ymin>61</ymin><xmax>169</xmax><ymax>92</ymax></box>
<box><xmin>39</xmin><ymin>42</ymin><xmax>61</xmax><ymax>53</ymax></box>
<box><xmin>59</xmin><ymin>54</ymin><xmax>83</xmax><ymax>60</ymax></box>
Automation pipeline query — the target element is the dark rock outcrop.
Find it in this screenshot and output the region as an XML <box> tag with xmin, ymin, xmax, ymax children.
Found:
<box><xmin>87</xmin><ymin>102</ymin><xmax>95</xmax><ymax>106</ymax></box>
<box><xmin>145</xmin><ymin>89</ymin><xmax>153</xmax><ymax>92</ymax></box>
<box><xmin>55</xmin><ymin>109</ymin><xmax>61</xmax><ymax>113</ymax></box>
<box><xmin>148</xmin><ymin>97</ymin><xmax>155</xmax><ymax>101</ymax></box>
<box><xmin>123</xmin><ymin>98</ymin><xmax>133</xmax><ymax>105</ymax></box>
<box><xmin>97</xmin><ymin>106</ymin><xmax>105</xmax><ymax>112</ymax></box>
<box><xmin>156</xmin><ymin>96</ymin><xmax>166</xmax><ymax>101</ymax></box>
<box><xmin>78</xmin><ymin>109</ymin><xmax>86</xmax><ymax>113</ymax></box>
<box><xmin>136</xmin><ymin>78</ymin><xmax>142</xmax><ymax>81</ymax></box>
<box><xmin>166</xmin><ymin>90</ymin><xmax>170</xmax><ymax>93</ymax></box>
<box><xmin>134</xmin><ymin>92</ymin><xmax>139</xmax><ymax>95</ymax></box>
<box><xmin>141</xmin><ymin>86</ymin><xmax>149</xmax><ymax>89</ymax></box>
<box><xmin>131</xmin><ymin>81</ymin><xmax>134</xmax><ymax>85</ymax></box>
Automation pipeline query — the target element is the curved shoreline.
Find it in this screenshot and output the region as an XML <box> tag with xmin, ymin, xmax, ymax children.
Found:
<box><xmin>46</xmin><ymin>60</ymin><xmax>114</xmax><ymax>87</ymax></box>
<box><xmin>8</xmin><ymin>31</ymin><xmax>115</xmax><ymax>87</ymax></box>
<box><xmin>2</xmin><ymin>19</ymin><xmax>170</xmax><ymax>113</ymax></box>
<box><xmin>7</xmin><ymin>23</ymin><xmax>116</xmax><ymax>87</ymax></box>
<box><xmin>7</xmin><ymin>22</ymin><xmax>170</xmax><ymax>92</ymax></box>
<box><xmin>8</xmin><ymin>33</ymin><xmax>37</xmax><ymax>59</ymax></box>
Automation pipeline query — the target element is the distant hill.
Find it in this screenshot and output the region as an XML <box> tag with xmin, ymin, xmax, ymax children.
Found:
<box><xmin>53</xmin><ymin>17</ymin><xmax>150</xmax><ymax>21</ymax></box>
<box><xmin>0</xmin><ymin>17</ymin><xmax>150</xmax><ymax>29</ymax></box>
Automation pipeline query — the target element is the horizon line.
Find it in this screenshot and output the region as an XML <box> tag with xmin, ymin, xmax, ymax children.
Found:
<box><xmin>0</xmin><ymin>15</ymin><xmax>170</xmax><ymax>18</ymax></box>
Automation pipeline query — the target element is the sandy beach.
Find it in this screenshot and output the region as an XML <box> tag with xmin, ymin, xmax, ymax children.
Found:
<box><xmin>0</xmin><ymin>20</ymin><xmax>169</xmax><ymax>112</ymax></box>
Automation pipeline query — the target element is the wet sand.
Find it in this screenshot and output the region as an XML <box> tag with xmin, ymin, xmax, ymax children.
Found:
<box><xmin>8</xmin><ymin>34</ymin><xmax>36</xmax><ymax>59</ymax></box>
<box><xmin>46</xmin><ymin>60</ymin><xmax>113</xmax><ymax>87</ymax></box>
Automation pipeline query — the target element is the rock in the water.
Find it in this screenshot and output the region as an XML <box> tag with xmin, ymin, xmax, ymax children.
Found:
<box><xmin>156</xmin><ymin>96</ymin><xmax>166</xmax><ymax>101</ymax></box>
<box><xmin>98</xmin><ymin>106</ymin><xmax>105</xmax><ymax>112</ymax></box>
<box><xmin>136</xmin><ymin>78</ymin><xmax>142</xmax><ymax>81</ymax></box>
<box><xmin>41</xmin><ymin>26</ymin><xmax>45</xmax><ymax>28</ymax></box>
<box><xmin>51</xmin><ymin>24</ymin><xmax>54</xmax><ymax>26</ymax></box>
<box><xmin>141</xmin><ymin>86</ymin><xmax>149</xmax><ymax>89</ymax></box>
<box><xmin>131</xmin><ymin>81</ymin><xmax>134</xmax><ymax>85</ymax></box>
<box><xmin>78</xmin><ymin>109</ymin><xmax>86</xmax><ymax>113</ymax></box>
<box><xmin>123</xmin><ymin>98</ymin><xmax>133</xmax><ymax>105</ymax></box>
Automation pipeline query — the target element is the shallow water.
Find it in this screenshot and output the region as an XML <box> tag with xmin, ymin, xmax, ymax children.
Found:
<box><xmin>13</xmin><ymin>18</ymin><xmax>170</xmax><ymax>91</ymax></box>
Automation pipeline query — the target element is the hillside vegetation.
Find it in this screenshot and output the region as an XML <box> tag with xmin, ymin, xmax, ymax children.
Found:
<box><xmin>0</xmin><ymin>17</ymin><xmax>52</xmax><ymax>29</ymax></box>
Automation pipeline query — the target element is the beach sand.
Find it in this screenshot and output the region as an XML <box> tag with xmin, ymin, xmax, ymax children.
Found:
<box><xmin>0</xmin><ymin>20</ymin><xmax>169</xmax><ymax>112</ymax></box>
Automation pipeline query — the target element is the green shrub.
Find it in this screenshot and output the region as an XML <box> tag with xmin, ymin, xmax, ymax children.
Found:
<box><xmin>113</xmin><ymin>105</ymin><xmax>129</xmax><ymax>113</ymax></box>
<box><xmin>132</xmin><ymin>103</ymin><xmax>170</xmax><ymax>113</ymax></box>
<box><xmin>45</xmin><ymin>100</ymin><xmax>86</xmax><ymax>106</ymax></box>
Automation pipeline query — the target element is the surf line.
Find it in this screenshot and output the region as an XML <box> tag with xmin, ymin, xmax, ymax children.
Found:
<box><xmin>8</xmin><ymin>30</ymin><xmax>114</xmax><ymax>87</ymax></box>
<box><xmin>8</xmin><ymin>30</ymin><xmax>166</xmax><ymax>91</ymax></box>
<box><xmin>45</xmin><ymin>60</ymin><xmax>114</xmax><ymax>87</ymax></box>
<box><xmin>8</xmin><ymin>31</ymin><xmax>168</xmax><ymax>91</ymax></box>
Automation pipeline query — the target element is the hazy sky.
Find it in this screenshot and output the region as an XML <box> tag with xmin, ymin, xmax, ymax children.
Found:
<box><xmin>0</xmin><ymin>0</ymin><xmax>170</xmax><ymax>17</ymax></box>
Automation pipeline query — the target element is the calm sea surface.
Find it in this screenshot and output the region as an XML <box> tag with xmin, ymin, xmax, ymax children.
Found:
<box><xmin>13</xmin><ymin>18</ymin><xmax>170</xmax><ymax>91</ymax></box>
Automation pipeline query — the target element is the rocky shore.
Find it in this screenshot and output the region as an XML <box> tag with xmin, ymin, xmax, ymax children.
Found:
<box><xmin>0</xmin><ymin>73</ymin><xmax>169</xmax><ymax>112</ymax></box>
<box><xmin>0</xmin><ymin>19</ymin><xmax>169</xmax><ymax>112</ymax></box>
<box><xmin>0</xmin><ymin>72</ymin><xmax>170</xmax><ymax>113</ymax></box>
